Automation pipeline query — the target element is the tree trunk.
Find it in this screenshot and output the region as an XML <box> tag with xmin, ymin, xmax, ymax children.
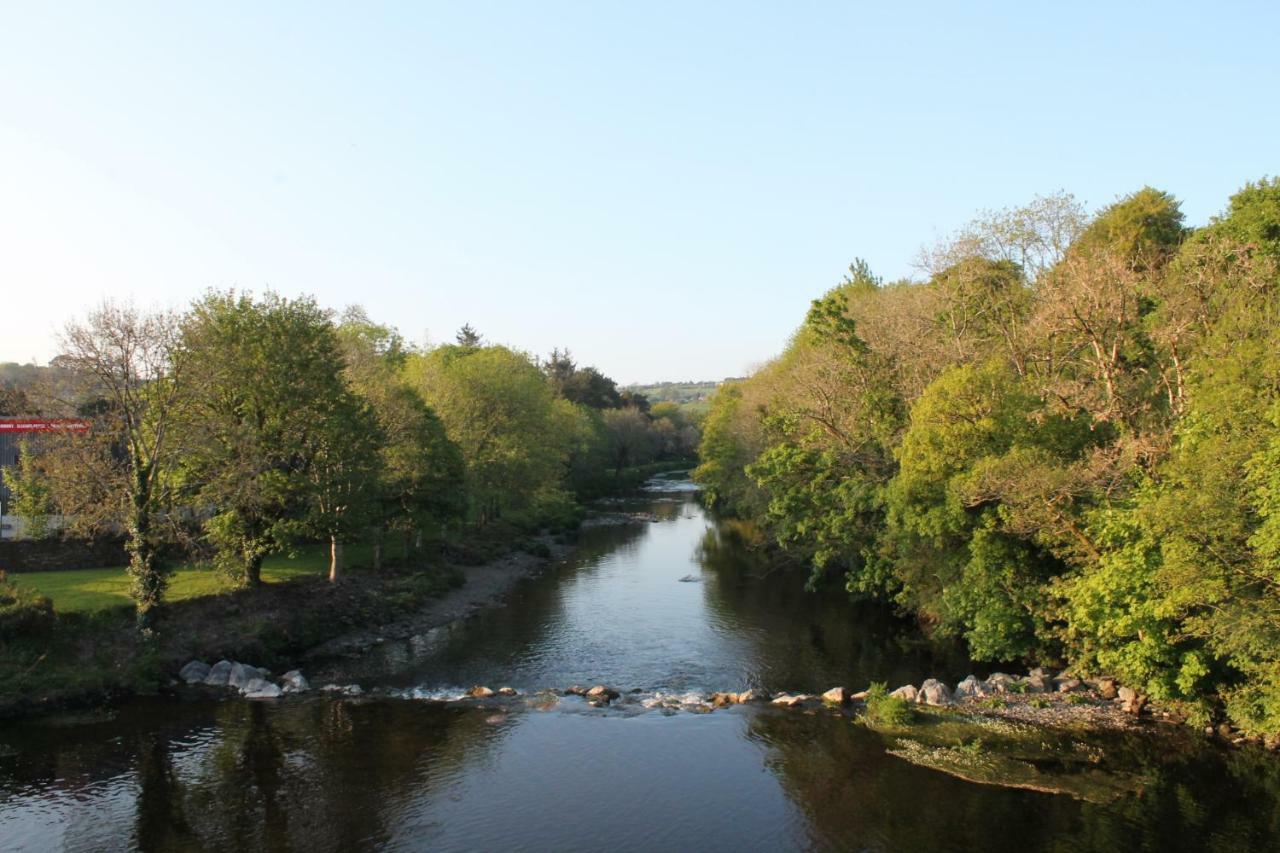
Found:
<box><xmin>246</xmin><ymin>553</ymin><xmax>263</xmax><ymax>588</ymax></box>
<box><xmin>372</xmin><ymin>527</ymin><xmax>383</xmax><ymax>571</ymax></box>
<box><xmin>329</xmin><ymin>536</ymin><xmax>343</xmax><ymax>582</ymax></box>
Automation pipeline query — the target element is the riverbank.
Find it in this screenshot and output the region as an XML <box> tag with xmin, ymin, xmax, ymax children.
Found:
<box><xmin>0</xmin><ymin>530</ymin><xmax>581</xmax><ymax>721</ymax></box>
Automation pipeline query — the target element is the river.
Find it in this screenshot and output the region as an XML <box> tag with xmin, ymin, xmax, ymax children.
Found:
<box><xmin>2</xmin><ymin>478</ymin><xmax>1279</xmax><ymax>851</ymax></box>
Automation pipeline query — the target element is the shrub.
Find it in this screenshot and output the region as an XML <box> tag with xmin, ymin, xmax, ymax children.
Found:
<box><xmin>864</xmin><ymin>681</ymin><xmax>913</xmax><ymax>726</ymax></box>
<box><xmin>0</xmin><ymin>571</ymin><xmax>56</xmax><ymax>641</ymax></box>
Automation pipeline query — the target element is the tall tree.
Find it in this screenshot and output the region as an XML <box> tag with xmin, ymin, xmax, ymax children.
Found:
<box><xmin>57</xmin><ymin>303</ymin><xmax>187</xmax><ymax>631</ymax></box>
<box><xmin>177</xmin><ymin>292</ymin><xmax>366</xmax><ymax>586</ymax></box>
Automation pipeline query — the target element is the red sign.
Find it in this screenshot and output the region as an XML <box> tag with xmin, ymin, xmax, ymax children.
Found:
<box><xmin>0</xmin><ymin>419</ymin><xmax>91</xmax><ymax>433</ymax></box>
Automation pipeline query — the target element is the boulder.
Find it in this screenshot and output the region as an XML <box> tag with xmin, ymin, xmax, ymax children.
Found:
<box><xmin>245</xmin><ymin>682</ymin><xmax>283</xmax><ymax>700</ymax></box>
<box><xmin>1117</xmin><ymin>686</ymin><xmax>1146</xmax><ymax>715</ymax></box>
<box><xmin>241</xmin><ymin>677</ymin><xmax>272</xmax><ymax>696</ymax></box>
<box><xmin>179</xmin><ymin>661</ymin><xmax>211</xmax><ymax>685</ymax></box>
<box><xmin>1056</xmin><ymin>678</ymin><xmax>1083</xmax><ymax>693</ymax></box>
<box><xmin>586</xmin><ymin>685</ymin><xmax>620</xmax><ymax>701</ymax></box>
<box><xmin>228</xmin><ymin>662</ymin><xmax>258</xmax><ymax>692</ymax></box>
<box><xmin>467</xmin><ymin>686</ymin><xmax>495</xmax><ymax>699</ymax></box>
<box><xmin>849</xmin><ymin>690</ymin><xmax>869</xmax><ymax>702</ymax></box>
<box><xmin>889</xmin><ymin>685</ymin><xmax>919</xmax><ymax>703</ymax></box>
<box><xmin>1024</xmin><ymin>675</ymin><xmax>1052</xmax><ymax>694</ymax></box>
<box><xmin>736</xmin><ymin>688</ymin><xmax>770</xmax><ymax>703</ymax></box>
<box><xmin>954</xmin><ymin>675</ymin><xmax>985</xmax><ymax>700</ymax></box>
<box><xmin>281</xmin><ymin>670</ymin><xmax>310</xmax><ymax>693</ymax></box>
<box><xmin>822</xmin><ymin>686</ymin><xmax>850</xmax><ymax>705</ymax></box>
<box><xmin>711</xmin><ymin>692</ymin><xmax>737</xmax><ymax>708</ymax></box>
<box><xmin>203</xmin><ymin>660</ymin><xmax>234</xmax><ymax>687</ymax></box>
<box><xmin>985</xmin><ymin>673</ymin><xmax>1015</xmax><ymax>694</ymax></box>
<box><xmin>918</xmin><ymin>679</ymin><xmax>954</xmax><ymax>706</ymax></box>
<box><xmin>564</xmin><ymin>685</ymin><xmax>588</xmax><ymax>696</ymax></box>
<box><xmin>1028</xmin><ymin>667</ymin><xmax>1051</xmax><ymax>680</ymax></box>
<box><xmin>771</xmin><ymin>694</ymin><xmax>813</xmax><ymax>708</ymax></box>
<box><xmin>1097</xmin><ymin>678</ymin><xmax>1119</xmax><ymax>700</ymax></box>
<box><xmin>497</xmin><ymin>687</ymin><xmax>518</xmax><ymax>696</ymax></box>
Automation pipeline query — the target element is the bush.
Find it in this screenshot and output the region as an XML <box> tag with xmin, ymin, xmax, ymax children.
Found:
<box><xmin>864</xmin><ymin>681</ymin><xmax>913</xmax><ymax>726</ymax></box>
<box><xmin>0</xmin><ymin>570</ymin><xmax>56</xmax><ymax>641</ymax></box>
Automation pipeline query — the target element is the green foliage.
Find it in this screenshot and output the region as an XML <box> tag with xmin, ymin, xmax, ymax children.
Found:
<box><xmin>8</xmin><ymin>440</ymin><xmax>54</xmax><ymax>539</ymax></box>
<box><xmin>695</xmin><ymin>176</ymin><xmax>1280</xmax><ymax>734</ymax></box>
<box><xmin>863</xmin><ymin>681</ymin><xmax>913</xmax><ymax>726</ymax></box>
<box><xmin>177</xmin><ymin>291</ymin><xmax>372</xmax><ymax>585</ymax></box>
<box><xmin>0</xmin><ymin>570</ymin><xmax>56</xmax><ymax>641</ymax></box>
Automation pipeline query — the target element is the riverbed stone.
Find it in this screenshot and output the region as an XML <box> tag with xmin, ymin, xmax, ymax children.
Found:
<box><xmin>889</xmin><ymin>685</ymin><xmax>919</xmax><ymax>703</ymax></box>
<box><xmin>497</xmin><ymin>687</ymin><xmax>518</xmax><ymax>696</ymax></box>
<box><xmin>917</xmin><ymin>679</ymin><xmax>953</xmax><ymax>706</ymax></box>
<box><xmin>821</xmin><ymin>687</ymin><xmax>850</xmax><ymax>705</ymax></box>
<box><xmin>586</xmin><ymin>685</ymin><xmax>620</xmax><ymax>701</ymax></box>
<box><xmin>849</xmin><ymin>690</ymin><xmax>869</xmax><ymax>702</ymax></box>
<box><xmin>772</xmin><ymin>694</ymin><xmax>814</xmax><ymax>708</ymax></box>
<box><xmin>736</xmin><ymin>688</ymin><xmax>770</xmax><ymax>703</ymax></box>
<box><xmin>179</xmin><ymin>661</ymin><xmax>211</xmax><ymax>684</ymax></box>
<box><xmin>1097</xmin><ymin>678</ymin><xmax>1119</xmax><ymax>700</ymax></box>
<box><xmin>245</xmin><ymin>681</ymin><xmax>283</xmax><ymax>700</ymax></box>
<box><xmin>203</xmin><ymin>660</ymin><xmax>233</xmax><ymax>687</ymax></box>
<box><xmin>281</xmin><ymin>670</ymin><xmax>310</xmax><ymax>693</ymax></box>
<box><xmin>1056</xmin><ymin>678</ymin><xmax>1084</xmax><ymax>693</ymax></box>
<box><xmin>711</xmin><ymin>692</ymin><xmax>737</xmax><ymax>707</ymax></box>
<box><xmin>241</xmin><ymin>677</ymin><xmax>271</xmax><ymax>695</ymax></box>
<box><xmin>1025</xmin><ymin>675</ymin><xmax>1052</xmax><ymax>693</ymax></box>
<box><xmin>564</xmin><ymin>685</ymin><xmax>587</xmax><ymax>696</ymax></box>
<box><xmin>1028</xmin><ymin>667</ymin><xmax>1051</xmax><ymax>680</ymax></box>
<box><xmin>467</xmin><ymin>686</ymin><xmax>495</xmax><ymax>699</ymax></box>
<box><xmin>228</xmin><ymin>662</ymin><xmax>258</xmax><ymax>691</ymax></box>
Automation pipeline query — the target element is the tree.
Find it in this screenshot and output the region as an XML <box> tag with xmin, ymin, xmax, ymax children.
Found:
<box><xmin>601</xmin><ymin>407</ymin><xmax>656</xmax><ymax>474</ymax></box>
<box><xmin>177</xmin><ymin>292</ymin><xmax>366</xmax><ymax>586</ymax></box>
<box><xmin>337</xmin><ymin>310</ymin><xmax>465</xmax><ymax>563</ymax></box>
<box><xmin>56</xmin><ymin>303</ymin><xmax>187</xmax><ymax>631</ymax></box>
<box><xmin>406</xmin><ymin>344</ymin><xmax>572</xmax><ymax>523</ymax></box>
<box><xmin>8</xmin><ymin>440</ymin><xmax>55</xmax><ymax>539</ymax></box>
<box><xmin>455</xmin><ymin>324</ymin><xmax>482</xmax><ymax>348</ymax></box>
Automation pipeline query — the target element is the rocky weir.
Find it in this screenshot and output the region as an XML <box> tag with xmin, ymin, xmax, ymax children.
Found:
<box><xmin>173</xmin><ymin>659</ymin><xmax>1158</xmax><ymax>732</ymax></box>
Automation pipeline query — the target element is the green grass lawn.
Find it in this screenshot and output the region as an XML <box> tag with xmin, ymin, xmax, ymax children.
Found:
<box><xmin>9</xmin><ymin>543</ymin><xmax>388</xmax><ymax>613</ymax></box>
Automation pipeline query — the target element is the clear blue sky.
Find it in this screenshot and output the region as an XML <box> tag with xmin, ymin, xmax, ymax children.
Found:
<box><xmin>1</xmin><ymin>2</ymin><xmax>1276</xmax><ymax>383</ymax></box>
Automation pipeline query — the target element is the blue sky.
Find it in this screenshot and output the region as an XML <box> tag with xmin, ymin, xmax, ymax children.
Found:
<box><xmin>1</xmin><ymin>2</ymin><xmax>1276</xmax><ymax>383</ymax></box>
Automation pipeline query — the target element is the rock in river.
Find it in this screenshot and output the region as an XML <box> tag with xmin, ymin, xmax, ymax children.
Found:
<box><xmin>281</xmin><ymin>670</ymin><xmax>310</xmax><ymax>693</ymax></box>
<box><xmin>822</xmin><ymin>686</ymin><xmax>850</xmax><ymax>705</ymax></box>
<box><xmin>179</xmin><ymin>661</ymin><xmax>210</xmax><ymax>684</ymax></box>
<box><xmin>228</xmin><ymin>662</ymin><xmax>258</xmax><ymax>692</ymax></box>
<box><xmin>586</xmin><ymin>685</ymin><xmax>620</xmax><ymax>702</ymax></box>
<box><xmin>203</xmin><ymin>660</ymin><xmax>233</xmax><ymax>687</ymax></box>
<box><xmin>245</xmin><ymin>681</ymin><xmax>283</xmax><ymax>700</ymax></box>
<box><xmin>736</xmin><ymin>688</ymin><xmax>770</xmax><ymax>703</ymax></box>
<box><xmin>467</xmin><ymin>686</ymin><xmax>495</xmax><ymax>699</ymax></box>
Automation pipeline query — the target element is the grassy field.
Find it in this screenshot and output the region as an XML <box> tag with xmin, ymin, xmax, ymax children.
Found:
<box><xmin>9</xmin><ymin>543</ymin><xmax>389</xmax><ymax>613</ymax></box>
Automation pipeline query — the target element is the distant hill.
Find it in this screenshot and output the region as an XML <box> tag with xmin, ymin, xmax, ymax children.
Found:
<box><xmin>624</xmin><ymin>380</ymin><xmax>739</xmax><ymax>406</ymax></box>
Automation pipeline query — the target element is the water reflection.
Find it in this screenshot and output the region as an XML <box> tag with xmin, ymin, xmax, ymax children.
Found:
<box><xmin>4</xmin><ymin>485</ymin><xmax>1280</xmax><ymax>851</ymax></box>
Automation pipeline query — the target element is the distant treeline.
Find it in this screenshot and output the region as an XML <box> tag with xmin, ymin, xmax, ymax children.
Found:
<box><xmin>1</xmin><ymin>305</ymin><xmax>700</xmax><ymax>629</ymax></box>
<box><xmin>695</xmin><ymin>179</ymin><xmax>1280</xmax><ymax>735</ymax></box>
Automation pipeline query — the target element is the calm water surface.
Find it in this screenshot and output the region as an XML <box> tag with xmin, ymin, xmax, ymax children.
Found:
<box><xmin>3</xmin><ymin>480</ymin><xmax>1279</xmax><ymax>852</ymax></box>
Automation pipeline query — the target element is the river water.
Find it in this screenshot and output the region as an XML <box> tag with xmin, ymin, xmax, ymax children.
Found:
<box><xmin>2</xmin><ymin>479</ymin><xmax>1279</xmax><ymax>852</ymax></box>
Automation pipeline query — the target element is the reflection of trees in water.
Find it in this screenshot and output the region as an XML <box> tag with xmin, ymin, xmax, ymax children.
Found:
<box><xmin>694</xmin><ymin>521</ymin><xmax>976</xmax><ymax>692</ymax></box>
<box><xmin>124</xmin><ymin>699</ymin><xmax>521</xmax><ymax>851</ymax></box>
<box><xmin>747</xmin><ymin>709</ymin><xmax>1280</xmax><ymax>852</ymax></box>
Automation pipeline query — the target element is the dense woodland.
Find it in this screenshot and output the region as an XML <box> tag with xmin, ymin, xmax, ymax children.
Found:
<box><xmin>1</xmin><ymin>306</ymin><xmax>698</xmax><ymax>628</ymax></box>
<box><xmin>695</xmin><ymin>178</ymin><xmax>1280</xmax><ymax>735</ymax></box>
